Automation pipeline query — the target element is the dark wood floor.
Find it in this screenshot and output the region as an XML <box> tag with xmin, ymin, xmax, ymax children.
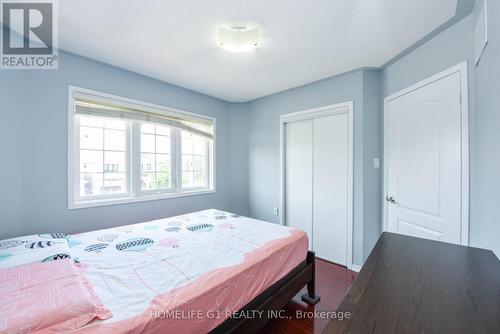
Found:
<box><xmin>260</xmin><ymin>259</ymin><xmax>357</xmax><ymax>334</ymax></box>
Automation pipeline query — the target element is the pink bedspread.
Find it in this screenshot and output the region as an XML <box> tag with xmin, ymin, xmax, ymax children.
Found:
<box><xmin>0</xmin><ymin>259</ymin><xmax>112</xmax><ymax>334</ymax></box>
<box><xmin>77</xmin><ymin>227</ymin><xmax>307</xmax><ymax>333</ymax></box>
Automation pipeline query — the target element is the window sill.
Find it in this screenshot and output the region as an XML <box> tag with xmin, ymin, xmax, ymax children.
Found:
<box><xmin>69</xmin><ymin>189</ymin><xmax>216</xmax><ymax>210</ymax></box>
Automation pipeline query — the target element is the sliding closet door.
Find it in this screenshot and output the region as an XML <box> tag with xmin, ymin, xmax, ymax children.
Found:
<box><xmin>285</xmin><ymin>119</ymin><xmax>313</xmax><ymax>249</ymax></box>
<box><xmin>312</xmin><ymin>114</ymin><xmax>348</xmax><ymax>265</ymax></box>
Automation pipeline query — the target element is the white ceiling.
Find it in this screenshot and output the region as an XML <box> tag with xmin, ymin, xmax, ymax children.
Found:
<box><xmin>59</xmin><ymin>0</ymin><xmax>458</xmax><ymax>102</ymax></box>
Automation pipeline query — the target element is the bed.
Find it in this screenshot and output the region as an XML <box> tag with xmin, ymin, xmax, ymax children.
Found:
<box><xmin>0</xmin><ymin>209</ymin><xmax>319</xmax><ymax>333</ymax></box>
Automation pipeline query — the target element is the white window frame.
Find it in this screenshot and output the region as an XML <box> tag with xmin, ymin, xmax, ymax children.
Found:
<box><xmin>68</xmin><ymin>86</ymin><xmax>216</xmax><ymax>209</ymax></box>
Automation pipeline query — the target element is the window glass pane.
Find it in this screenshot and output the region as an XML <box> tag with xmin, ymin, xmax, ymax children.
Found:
<box><xmin>182</xmin><ymin>134</ymin><xmax>194</xmax><ymax>155</ymax></box>
<box><xmin>80</xmin><ymin>173</ymin><xmax>103</xmax><ymax>197</ymax></box>
<box><xmin>141</xmin><ymin>153</ymin><xmax>155</xmax><ymax>172</ymax></box>
<box><xmin>79</xmin><ymin>115</ymin><xmax>128</xmax><ymax>198</ymax></box>
<box><xmin>156</xmin><ymin>136</ymin><xmax>170</xmax><ymax>154</ymax></box>
<box><xmin>193</xmin><ymin>138</ymin><xmax>206</xmax><ymax>155</ymax></box>
<box><xmin>156</xmin><ymin>125</ymin><xmax>170</xmax><ymax>136</ymax></box>
<box><xmin>141</xmin><ymin>133</ymin><xmax>155</xmax><ymax>153</ymax></box>
<box><xmin>79</xmin><ymin>116</ymin><xmax>104</xmax><ymax>128</ymax></box>
<box><xmin>193</xmin><ymin>156</ymin><xmax>204</xmax><ymax>172</ymax></box>
<box><xmin>138</xmin><ymin>122</ymin><xmax>173</xmax><ymax>192</ymax></box>
<box><xmin>104</xmin><ymin>129</ymin><xmax>126</xmax><ymax>151</ymax></box>
<box><xmin>156</xmin><ymin>172</ymin><xmax>170</xmax><ymax>190</ymax></box>
<box><xmin>104</xmin><ymin>151</ymin><xmax>126</xmax><ymax>172</ymax></box>
<box><xmin>141</xmin><ymin>173</ymin><xmax>155</xmax><ymax>191</ymax></box>
<box><xmin>180</xmin><ymin>130</ymin><xmax>209</xmax><ymax>189</ymax></box>
<box><xmin>80</xmin><ymin>126</ymin><xmax>103</xmax><ymax>150</ymax></box>
<box><xmin>156</xmin><ymin>154</ymin><xmax>170</xmax><ymax>173</ymax></box>
<box><xmin>80</xmin><ymin>150</ymin><xmax>103</xmax><ymax>173</ymax></box>
<box><xmin>103</xmin><ymin>173</ymin><xmax>126</xmax><ymax>194</ymax></box>
<box><xmin>193</xmin><ymin>171</ymin><xmax>205</xmax><ymax>187</ymax></box>
<box><xmin>182</xmin><ymin>172</ymin><xmax>193</xmax><ymax>188</ymax></box>
<box><xmin>141</xmin><ymin>123</ymin><xmax>155</xmax><ymax>134</ymax></box>
<box><xmin>104</xmin><ymin>118</ymin><xmax>126</xmax><ymax>130</ymax></box>
<box><xmin>182</xmin><ymin>155</ymin><xmax>193</xmax><ymax>172</ymax></box>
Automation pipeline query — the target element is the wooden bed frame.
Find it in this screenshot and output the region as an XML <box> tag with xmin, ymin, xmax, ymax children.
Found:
<box><xmin>211</xmin><ymin>251</ymin><xmax>320</xmax><ymax>334</ymax></box>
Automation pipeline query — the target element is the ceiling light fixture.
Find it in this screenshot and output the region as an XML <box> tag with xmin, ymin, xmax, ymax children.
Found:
<box><xmin>218</xmin><ymin>26</ymin><xmax>260</xmax><ymax>53</ymax></box>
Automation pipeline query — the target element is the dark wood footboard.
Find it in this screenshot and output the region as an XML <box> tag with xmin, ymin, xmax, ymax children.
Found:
<box><xmin>211</xmin><ymin>250</ymin><xmax>320</xmax><ymax>334</ymax></box>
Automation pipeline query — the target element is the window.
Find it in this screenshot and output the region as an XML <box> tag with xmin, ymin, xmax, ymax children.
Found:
<box><xmin>69</xmin><ymin>87</ymin><xmax>215</xmax><ymax>209</ymax></box>
<box><xmin>140</xmin><ymin>123</ymin><xmax>172</xmax><ymax>192</ymax></box>
<box><xmin>181</xmin><ymin>131</ymin><xmax>210</xmax><ymax>189</ymax></box>
<box><xmin>79</xmin><ymin>116</ymin><xmax>128</xmax><ymax>197</ymax></box>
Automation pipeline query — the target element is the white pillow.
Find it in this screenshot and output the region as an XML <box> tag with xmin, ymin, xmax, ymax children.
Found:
<box><xmin>0</xmin><ymin>234</ymin><xmax>72</xmax><ymax>268</ymax></box>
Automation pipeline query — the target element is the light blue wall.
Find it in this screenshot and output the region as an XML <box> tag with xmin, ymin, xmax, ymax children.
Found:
<box><xmin>227</xmin><ymin>103</ymin><xmax>249</xmax><ymax>216</ymax></box>
<box><xmin>362</xmin><ymin>70</ymin><xmax>383</xmax><ymax>260</ymax></box>
<box><xmin>0</xmin><ymin>72</ymin><xmax>24</xmax><ymax>238</ymax></box>
<box><xmin>470</xmin><ymin>0</ymin><xmax>500</xmax><ymax>257</ymax></box>
<box><xmin>382</xmin><ymin>15</ymin><xmax>474</xmax><ymax>97</ymax></box>
<box><xmin>247</xmin><ymin>70</ymin><xmax>382</xmax><ymax>266</ymax></box>
<box><xmin>0</xmin><ymin>51</ymin><xmax>248</xmax><ymax>239</ymax></box>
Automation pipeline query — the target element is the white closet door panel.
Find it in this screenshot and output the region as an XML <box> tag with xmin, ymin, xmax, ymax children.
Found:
<box><xmin>285</xmin><ymin>120</ymin><xmax>313</xmax><ymax>249</ymax></box>
<box><xmin>312</xmin><ymin>113</ymin><xmax>348</xmax><ymax>265</ymax></box>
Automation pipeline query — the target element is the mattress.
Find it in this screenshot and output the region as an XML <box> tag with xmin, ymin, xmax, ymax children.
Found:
<box><xmin>66</xmin><ymin>209</ymin><xmax>308</xmax><ymax>333</ymax></box>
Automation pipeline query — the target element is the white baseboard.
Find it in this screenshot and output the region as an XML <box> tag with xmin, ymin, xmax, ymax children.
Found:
<box><xmin>350</xmin><ymin>264</ymin><xmax>362</xmax><ymax>272</ymax></box>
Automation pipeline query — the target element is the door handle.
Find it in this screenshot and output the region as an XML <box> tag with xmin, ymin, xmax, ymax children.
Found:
<box><xmin>386</xmin><ymin>196</ymin><xmax>397</xmax><ymax>204</ymax></box>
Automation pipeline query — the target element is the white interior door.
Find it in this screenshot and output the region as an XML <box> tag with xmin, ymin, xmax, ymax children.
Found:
<box><xmin>386</xmin><ymin>72</ymin><xmax>463</xmax><ymax>244</ymax></box>
<box><xmin>285</xmin><ymin>119</ymin><xmax>313</xmax><ymax>249</ymax></box>
<box><xmin>312</xmin><ymin>114</ymin><xmax>348</xmax><ymax>265</ymax></box>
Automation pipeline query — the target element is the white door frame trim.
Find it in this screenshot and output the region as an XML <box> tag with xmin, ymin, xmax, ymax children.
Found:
<box><xmin>382</xmin><ymin>61</ymin><xmax>470</xmax><ymax>246</ymax></box>
<box><xmin>279</xmin><ymin>101</ymin><xmax>354</xmax><ymax>270</ymax></box>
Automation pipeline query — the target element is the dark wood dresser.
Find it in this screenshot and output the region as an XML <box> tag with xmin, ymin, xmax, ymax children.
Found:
<box><xmin>324</xmin><ymin>232</ymin><xmax>500</xmax><ymax>333</ymax></box>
